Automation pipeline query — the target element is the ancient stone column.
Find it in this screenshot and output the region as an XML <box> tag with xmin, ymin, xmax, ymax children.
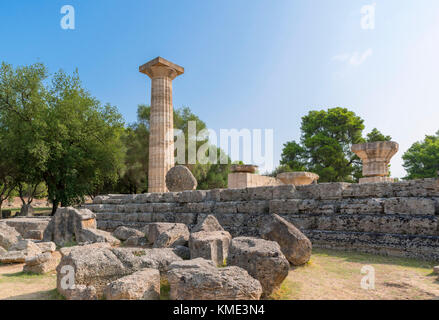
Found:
<box><xmin>139</xmin><ymin>57</ymin><xmax>184</xmax><ymax>193</ymax></box>
<box><xmin>351</xmin><ymin>141</ymin><xmax>399</xmax><ymax>184</ymax></box>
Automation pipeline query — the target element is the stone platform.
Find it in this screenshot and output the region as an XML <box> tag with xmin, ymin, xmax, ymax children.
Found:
<box><xmin>82</xmin><ymin>178</ymin><xmax>439</xmax><ymax>261</ymax></box>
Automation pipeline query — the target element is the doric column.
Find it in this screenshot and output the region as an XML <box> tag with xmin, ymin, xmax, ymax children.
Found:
<box><xmin>139</xmin><ymin>57</ymin><xmax>184</xmax><ymax>193</ymax></box>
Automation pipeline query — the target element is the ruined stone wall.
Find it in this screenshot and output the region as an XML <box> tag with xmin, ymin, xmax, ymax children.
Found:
<box><xmin>82</xmin><ymin>178</ymin><xmax>439</xmax><ymax>261</ymax></box>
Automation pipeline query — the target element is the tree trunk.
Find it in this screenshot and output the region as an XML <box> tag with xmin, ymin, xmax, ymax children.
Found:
<box><xmin>51</xmin><ymin>201</ymin><xmax>59</xmax><ymax>216</ymax></box>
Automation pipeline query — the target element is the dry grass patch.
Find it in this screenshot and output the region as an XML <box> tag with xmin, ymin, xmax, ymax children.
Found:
<box><xmin>0</xmin><ymin>263</ymin><xmax>60</xmax><ymax>300</ymax></box>
<box><xmin>270</xmin><ymin>248</ymin><xmax>439</xmax><ymax>300</ymax></box>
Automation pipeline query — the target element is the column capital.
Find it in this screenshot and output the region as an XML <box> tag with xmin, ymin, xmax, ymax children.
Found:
<box><xmin>139</xmin><ymin>57</ymin><xmax>184</xmax><ymax>80</ymax></box>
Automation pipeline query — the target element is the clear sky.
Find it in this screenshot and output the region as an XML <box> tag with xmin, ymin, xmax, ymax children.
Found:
<box><xmin>1</xmin><ymin>1</ymin><xmax>439</xmax><ymax>177</ymax></box>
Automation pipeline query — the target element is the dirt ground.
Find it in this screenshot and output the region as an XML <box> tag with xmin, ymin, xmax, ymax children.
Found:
<box><xmin>0</xmin><ymin>264</ymin><xmax>60</xmax><ymax>300</ymax></box>
<box><xmin>271</xmin><ymin>248</ymin><xmax>439</xmax><ymax>300</ymax></box>
<box><xmin>1</xmin><ymin>248</ymin><xmax>438</xmax><ymax>300</ymax></box>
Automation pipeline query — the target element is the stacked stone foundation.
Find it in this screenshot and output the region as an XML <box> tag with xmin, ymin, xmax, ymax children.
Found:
<box><xmin>82</xmin><ymin>178</ymin><xmax>439</xmax><ymax>261</ymax></box>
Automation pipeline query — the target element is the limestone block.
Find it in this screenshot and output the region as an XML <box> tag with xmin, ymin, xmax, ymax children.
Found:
<box><xmin>189</xmin><ymin>230</ymin><xmax>232</xmax><ymax>266</ymax></box>
<box><xmin>167</xmin><ymin>258</ymin><xmax>262</xmax><ymax>300</ymax></box>
<box><xmin>260</xmin><ymin>214</ymin><xmax>312</xmax><ymax>266</ymax></box>
<box><xmin>384</xmin><ymin>198</ymin><xmax>436</xmax><ymax>215</ymax></box>
<box><xmin>105</xmin><ymin>269</ymin><xmax>160</xmax><ymax>300</ymax></box>
<box><xmin>227</xmin><ymin>237</ymin><xmax>289</xmax><ymax>297</ymax></box>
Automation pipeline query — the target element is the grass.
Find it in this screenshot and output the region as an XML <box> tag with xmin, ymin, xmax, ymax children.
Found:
<box><xmin>5</xmin><ymin>207</ymin><xmax>52</xmax><ymax>217</ymax></box>
<box><xmin>160</xmin><ymin>278</ymin><xmax>171</xmax><ymax>300</ymax></box>
<box><xmin>269</xmin><ymin>248</ymin><xmax>439</xmax><ymax>300</ymax></box>
<box><xmin>1</xmin><ymin>248</ymin><xmax>438</xmax><ymax>300</ymax></box>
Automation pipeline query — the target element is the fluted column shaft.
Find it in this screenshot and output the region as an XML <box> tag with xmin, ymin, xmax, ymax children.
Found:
<box><xmin>149</xmin><ymin>76</ymin><xmax>174</xmax><ymax>192</ymax></box>
<box><xmin>139</xmin><ymin>57</ymin><xmax>184</xmax><ymax>193</ymax></box>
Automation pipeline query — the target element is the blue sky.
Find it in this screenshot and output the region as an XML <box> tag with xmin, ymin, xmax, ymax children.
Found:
<box><xmin>1</xmin><ymin>0</ymin><xmax>439</xmax><ymax>177</ymax></box>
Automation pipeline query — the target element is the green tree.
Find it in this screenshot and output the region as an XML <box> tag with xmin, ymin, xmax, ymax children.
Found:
<box><xmin>280</xmin><ymin>108</ymin><xmax>369</xmax><ymax>182</ymax></box>
<box><xmin>117</xmin><ymin>105</ymin><xmax>230</xmax><ymax>193</ymax></box>
<box><xmin>402</xmin><ymin>131</ymin><xmax>439</xmax><ymax>179</ymax></box>
<box><xmin>43</xmin><ymin>70</ymin><xmax>125</xmax><ymax>214</ymax></box>
<box><xmin>0</xmin><ymin>62</ymin><xmax>49</xmax><ymax>213</ymax></box>
<box><xmin>366</xmin><ymin>128</ymin><xmax>392</xmax><ymax>142</ymax></box>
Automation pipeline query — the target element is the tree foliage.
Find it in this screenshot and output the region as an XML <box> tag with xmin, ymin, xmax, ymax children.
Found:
<box><xmin>366</xmin><ymin>128</ymin><xmax>392</xmax><ymax>142</ymax></box>
<box><xmin>279</xmin><ymin>107</ymin><xmax>392</xmax><ymax>182</ymax></box>
<box><xmin>402</xmin><ymin>131</ymin><xmax>439</xmax><ymax>180</ymax></box>
<box><xmin>0</xmin><ymin>62</ymin><xmax>125</xmax><ymax>214</ymax></box>
<box><xmin>116</xmin><ymin>105</ymin><xmax>230</xmax><ymax>193</ymax></box>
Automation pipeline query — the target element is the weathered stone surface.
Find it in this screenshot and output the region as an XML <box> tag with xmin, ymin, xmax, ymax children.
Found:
<box><xmin>261</xmin><ymin>214</ymin><xmax>312</xmax><ymax>266</ymax></box>
<box><xmin>59</xmin><ymin>242</ymin><xmax>111</xmax><ymax>257</ymax></box>
<box><xmin>433</xmin><ymin>266</ymin><xmax>439</xmax><ymax>275</ymax></box>
<box><xmin>112</xmin><ymin>226</ymin><xmax>144</xmax><ymax>241</ymax></box>
<box><xmin>125</xmin><ymin>236</ymin><xmax>149</xmax><ymax>247</ymax></box>
<box><xmin>23</xmin><ymin>252</ymin><xmax>61</xmax><ymax>274</ymax></box>
<box><xmin>167</xmin><ymin>258</ymin><xmax>262</xmax><ymax>300</ymax></box>
<box><xmin>44</xmin><ymin>207</ymin><xmax>97</xmax><ymax>246</ymax></box>
<box><xmin>0</xmin><ymin>222</ymin><xmax>22</xmax><ymax>250</ymax></box>
<box><xmin>384</xmin><ymin>198</ymin><xmax>436</xmax><ymax>215</ymax></box>
<box><xmin>191</xmin><ymin>215</ymin><xmax>224</xmax><ymax>233</ymax></box>
<box><xmin>23</xmin><ymin>229</ymin><xmax>44</xmax><ymax>240</ymax></box>
<box><xmin>153</xmin><ymin>223</ymin><xmax>189</xmax><ymax>248</ymax></box>
<box><xmin>172</xmin><ymin>246</ymin><xmax>190</xmax><ymax>260</ymax></box>
<box><xmin>83</xmin><ymin>178</ymin><xmax>439</xmax><ymax>261</ymax></box>
<box><xmin>144</xmin><ymin>223</ymin><xmax>181</xmax><ymax>245</ymax></box>
<box><xmin>63</xmin><ymin>285</ymin><xmax>98</xmax><ymax>300</ymax></box>
<box><xmin>4</xmin><ymin>217</ymin><xmax>50</xmax><ymax>239</ymax></box>
<box><xmin>277</xmin><ymin>172</ymin><xmax>319</xmax><ymax>186</ymax></box>
<box><xmin>9</xmin><ymin>239</ymin><xmax>42</xmax><ymax>257</ymax></box>
<box><xmin>78</xmin><ymin>228</ymin><xmax>121</xmax><ymax>246</ymax></box>
<box><xmin>166</xmin><ymin>165</ymin><xmax>197</xmax><ymax>192</ymax></box>
<box><xmin>35</xmin><ymin>242</ymin><xmax>56</xmax><ymax>253</ymax></box>
<box><xmin>351</xmin><ymin>141</ymin><xmax>399</xmax><ymax>181</ymax></box>
<box><xmin>140</xmin><ymin>57</ymin><xmax>184</xmax><ymax>193</ymax></box>
<box><xmin>104</xmin><ymin>269</ymin><xmax>160</xmax><ymax>300</ymax></box>
<box><xmin>0</xmin><ymin>246</ymin><xmax>6</xmax><ymax>256</ymax></box>
<box><xmin>227</xmin><ymin>237</ymin><xmax>289</xmax><ymax>297</ymax></box>
<box><xmin>189</xmin><ymin>231</ymin><xmax>232</xmax><ymax>266</ymax></box>
<box><xmin>0</xmin><ymin>251</ymin><xmax>26</xmax><ymax>264</ymax></box>
<box><xmin>57</xmin><ymin>244</ymin><xmax>181</xmax><ymax>297</ymax></box>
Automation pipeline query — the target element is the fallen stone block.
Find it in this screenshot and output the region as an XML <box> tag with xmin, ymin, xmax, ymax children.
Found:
<box><xmin>43</xmin><ymin>207</ymin><xmax>97</xmax><ymax>246</ymax></box>
<box><xmin>260</xmin><ymin>214</ymin><xmax>312</xmax><ymax>266</ymax></box>
<box><xmin>56</xmin><ymin>244</ymin><xmax>182</xmax><ymax>297</ymax></box>
<box><xmin>166</xmin><ymin>165</ymin><xmax>197</xmax><ymax>192</ymax></box>
<box><xmin>153</xmin><ymin>223</ymin><xmax>189</xmax><ymax>248</ymax></box>
<box><xmin>5</xmin><ymin>217</ymin><xmax>50</xmax><ymax>240</ymax></box>
<box><xmin>227</xmin><ymin>237</ymin><xmax>290</xmax><ymax>297</ymax></box>
<box><xmin>78</xmin><ymin>228</ymin><xmax>121</xmax><ymax>246</ymax></box>
<box><xmin>35</xmin><ymin>242</ymin><xmax>57</xmax><ymax>253</ymax></box>
<box><xmin>172</xmin><ymin>246</ymin><xmax>190</xmax><ymax>260</ymax></box>
<box><xmin>0</xmin><ymin>251</ymin><xmax>26</xmax><ymax>264</ymax></box>
<box><xmin>191</xmin><ymin>215</ymin><xmax>224</xmax><ymax>233</ymax></box>
<box><xmin>0</xmin><ymin>222</ymin><xmax>22</xmax><ymax>250</ymax></box>
<box><xmin>189</xmin><ymin>230</ymin><xmax>232</xmax><ymax>266</ymax></box>
<box><xmin>167</xmin><ymin>258</ymin><xmax>262</xmax><ymax>300</ymax></box>
<box><xmin>105</xmin><ymin>268</ymin><xmax>160</xmax><ymax>300</ymax></box>
<box><xmin>23</xmin><ymin>251</ymin><xmax>61</xmax><ymax>274</ymax></box>
<box><xmin>23</xmin><ymin>229</ymin><xmax>44</xmax><ymax>240</ymax></box>
<box><xmin>63</xmin><ymin>285</ymin><xmax>98</xmax><ymax>300</ymax></box>
<box><xmin>9</xmin><ymin>240</ymin><xmax>42</xmax><ymax>257</ymax></box>
<box><xmin>144</xmin><ymin>223</ymin><xmax>183</xmax><ymax>245</ymax></box>
<box><xmin>124</xmin><ymin>235</ymin><xmax>148</xmax><ymax>247</ymax></box>
<box><xmin>112</xmin><ymin>226</ymin><xmax>145</xmax><ymax>241</ymax></box>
